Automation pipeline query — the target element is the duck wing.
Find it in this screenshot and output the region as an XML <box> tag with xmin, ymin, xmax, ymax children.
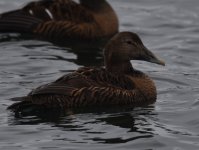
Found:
<box><xmin>7</xmin><ymin>72</ymin><xmax>94</xmax><ymax>111</ymax></box>
<box><xmin>28</xmin><ymin>72</ymin><xmax>96</xmax><ymax>96</ymax></box>
<box><xmin>0</xmin><ymin>0</ymin><xmax>98</xmax><ymax>39</ymax></box>
<box><xmin>8</xmin><ymin>67</ymin><xmax>148</xmax><ymax>112</ymax></box>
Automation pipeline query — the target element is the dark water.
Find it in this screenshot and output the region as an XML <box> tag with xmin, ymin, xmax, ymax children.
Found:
<box><xmin>0</xmin><ymin>0</ymin><xmax>199</xmax><ymax>149</ymax></box>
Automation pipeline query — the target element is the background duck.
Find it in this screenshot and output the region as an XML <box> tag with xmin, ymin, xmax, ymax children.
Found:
<box><xmin>0</xmin><ymin>0</ymin><xmax>118</xmax><ymax>41</ymax></box>
<box><xmin>8</xmin><ymin>32</ymin><xmax>165</xmax><ymax>113</ymax></box>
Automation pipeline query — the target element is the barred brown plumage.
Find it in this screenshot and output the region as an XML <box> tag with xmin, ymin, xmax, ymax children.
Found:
<box><xmin>0</xmin><ymin>0</ymin><xmax>118</xmax><ymax>41</ymax></box>
<box><xmin>8</xmin><ymin>32</ymin><xmax>165</xmax><ymax>113</ymax></box>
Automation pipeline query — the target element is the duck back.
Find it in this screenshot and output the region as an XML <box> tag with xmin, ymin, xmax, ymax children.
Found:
<box><xmin>0</xmin><ymin>0</ymin><xmax>118</xmax><ymax>40</ymax></box>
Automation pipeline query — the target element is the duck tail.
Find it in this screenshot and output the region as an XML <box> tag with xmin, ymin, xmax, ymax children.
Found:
<box><xmin>0</xmin><ymin>10</ymin><xmax>41</xmax><ymax>33</ymax></box>
<box><xmin>7</xmin><ymin>97</ymin><xmax>40</xmax><ymax>114</ymax></box>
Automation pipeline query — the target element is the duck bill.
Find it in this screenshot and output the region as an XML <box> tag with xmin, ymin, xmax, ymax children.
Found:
<box><xmin>148</xmin><ymin>55</ymin><xmax>165</xmax><ymax>66</ymax></box>
<box><xmin>144</xmin><ymin>48</ymin><xmax>165</xmax><ymax>66</ymax></box>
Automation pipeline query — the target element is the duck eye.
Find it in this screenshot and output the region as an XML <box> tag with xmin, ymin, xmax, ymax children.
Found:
<box><xmin>126</xmin><ymin>40</ymin><xmax>133</xmax><ymax>45</ymax></box>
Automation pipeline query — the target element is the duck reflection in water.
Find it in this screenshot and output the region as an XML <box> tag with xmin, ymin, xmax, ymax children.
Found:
<box><xmin>8</xmin><ymin>105</ymin><xmax>156</xmax><ymax>144</ymax></box>
<box><xmin>0</xmin><ymin>33</ymin><xmax>105</xmax><ymax>67</ymax></box>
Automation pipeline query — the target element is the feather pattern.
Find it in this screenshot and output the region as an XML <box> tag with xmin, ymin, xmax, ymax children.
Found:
<box><xmin>0</xmin><ymin>0</ymin><xmax>118</xmax><ymax>40</ymax></box>
<box><xmin>7</xmin><ymin>67</ymin><xmax>155</xmax><ymax>111</ymax></box>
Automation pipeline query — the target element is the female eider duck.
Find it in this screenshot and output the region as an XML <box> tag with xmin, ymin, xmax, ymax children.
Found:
<box><xmin>0</xmin><ymin>0</ymin><xmax>118</xmax><ymax>40</ymax></box>
<box><xmin>8</xmin><ymin>32</ymin><xmax>165</xmax><ymax>112</ymax></box>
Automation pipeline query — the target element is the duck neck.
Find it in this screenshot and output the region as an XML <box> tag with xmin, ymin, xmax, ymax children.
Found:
<box><xmin>105</xmin><ymin>60</ymin><xmax>134</xmax><ymax>74</ymax></box>
<box><xmin>80</xmin><ymin>0</ymin><xmax>110</xmax><ymax>11</ymax></box>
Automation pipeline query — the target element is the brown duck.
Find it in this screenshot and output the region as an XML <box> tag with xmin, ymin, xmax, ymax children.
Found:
<box><xmin>0</xmin><ymin>0</ymin><xmax>118</xmax><ymax>40</ymax></box>
<box><xmin>8</xmin><ymin>32</ymin><xmax>165</xmax><ymax>113</ymax></box>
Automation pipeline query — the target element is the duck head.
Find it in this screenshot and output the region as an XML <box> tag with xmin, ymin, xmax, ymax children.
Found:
<box><xmin>104</xmin><ymin>32</ymin><xmax>165</xmax><ymax>73</ymax></box>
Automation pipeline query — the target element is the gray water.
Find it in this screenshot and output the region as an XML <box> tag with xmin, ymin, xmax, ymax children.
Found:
<box><xmin>0</xmin><ymin>0</ymin><xmax>199</xmax><ymax>149</ymax></box>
